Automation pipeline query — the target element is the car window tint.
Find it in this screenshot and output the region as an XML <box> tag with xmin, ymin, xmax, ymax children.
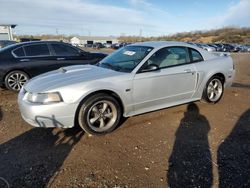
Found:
<box><xmin>51</xmin><ymin>44</ymin><xmax>79</xmax><ymax>56</ymax></box>
<box><xmin>148</xmin><ymin>47</ymin><xmax>190</xmax><ymax>68</ymax></box>
<box><xmin>99</xmin><ymin>46</ymin><xmax>153</xmax><ymax>72</ymax></box>
<box><xmin>13</xmin><ymin>47</ymin><xmax>25</xmax><ymax>57</ymax></box>
<box><xmin>191</xmin><ymin>49</ymin><xmax>203</xmax><ymax>62</ymax></box>
<box><xmin>24</xmin><ymin>44</ymin><xmax>50</xmax><ymax>56</ymax></box>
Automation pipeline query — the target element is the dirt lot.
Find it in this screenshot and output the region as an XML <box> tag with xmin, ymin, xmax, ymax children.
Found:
<box><xmin>0</xmin><ymin>53</ymin><xmax>249</xmax><ymax>188</ymax></box>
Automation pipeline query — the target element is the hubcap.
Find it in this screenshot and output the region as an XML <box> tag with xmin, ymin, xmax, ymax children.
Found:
<box><xmin>207</xmin><ymin>79</ymin><xmax>223</xmax><ymax>102</ymax></box>
<box><xmin>87</xmin><ymin>100</ymin><xmax>117</xmax><ymax>132</ymax></box>
<box><xmin>7</xmin><ymin>73</ymin><xmax>28</xmax><ymax>91</ymax></box>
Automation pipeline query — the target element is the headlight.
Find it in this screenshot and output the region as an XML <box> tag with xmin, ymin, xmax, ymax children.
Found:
<box><xmin>24</xmin><ymin>92</ymin><xmax>63</xmax><ymax>104</ymax></box>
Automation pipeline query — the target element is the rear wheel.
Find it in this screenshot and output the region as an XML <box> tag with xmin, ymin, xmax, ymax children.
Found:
<box><xmin>78</xmin><ymin>93</ymin><xmax>122</xmax><ymax>135</ymax></box>
<box><xmin>5</xmin><ymin>71</ymin><xmax>29</xmax><ymax>91</ymax></box>
<box><xmin>203</xmin><ymin>76</ymin><xmax>224</xmax><ymax>103</ymax></box>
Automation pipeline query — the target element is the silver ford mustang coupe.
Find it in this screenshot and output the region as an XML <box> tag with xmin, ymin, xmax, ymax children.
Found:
<box><xmin>18</xmin><ymin>41</ymin><xmax>235</xmax><ymax>135</ymax></box>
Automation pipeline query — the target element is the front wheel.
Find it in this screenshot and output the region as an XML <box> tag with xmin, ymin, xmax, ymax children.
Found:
<box><xmin>77</xmin><ymin>94</ymin><xmax>122</xmax><ymax>135</ymax></box>
<box><xmin>202</xmin><ymin>76</ymin><xmax>224</xmax><ymax>103</ymax></box>
<box><xmin>5</xmin><ymin>70</ymin><xmax>29</xmax><ymax>91</ymax></box>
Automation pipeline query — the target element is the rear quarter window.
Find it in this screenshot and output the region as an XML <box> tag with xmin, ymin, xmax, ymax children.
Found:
<box><xmin>190</xmin><ymin>48</ymin><xmax>203</xmax><ymax>62</ymax></box>
<box><xmin>13</xmin><ymin>47</ymin><xmax>25</xmax><ymax>57</ymax></box>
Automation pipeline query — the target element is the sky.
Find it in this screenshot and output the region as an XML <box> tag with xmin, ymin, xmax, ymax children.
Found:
<box><xmin>0</xmin><ymin>0</ymin><xmax>250</xmax><ymax>36</ymax></box>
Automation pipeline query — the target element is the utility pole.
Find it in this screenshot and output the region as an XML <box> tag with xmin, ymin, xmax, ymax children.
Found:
<box><xmin>139</xmin><ymin>29</ymin><xmax>142</xmax><ymax>42</ymax></box>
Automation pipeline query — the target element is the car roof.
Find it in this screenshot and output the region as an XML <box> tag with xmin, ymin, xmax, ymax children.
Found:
<box><xmin>0</xmin><ymin>41</ymin><xmax>71</xmax><ymax>52</ymax></box>
<box><xmin>0</xmin><ymin>40</ymin><xmax>16</xmax><ymax>42</ymax></box>
<box><xmin>129</xmin><ymin>41</ymin><xmax>196</xmax><ymax>49</ymax></box>
<box><xmin>17</xmin><ymin>40</ymin><xmax>66</xmax><ymax>45</ymax></box>
<box><xmin>128</xmin><ymin>41</ymin><xmax>217</xmax><ymax>61</ymax></box>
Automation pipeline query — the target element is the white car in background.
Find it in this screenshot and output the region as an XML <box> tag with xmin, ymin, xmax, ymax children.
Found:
<box><xmin>196</xmin><ymin>43</ymin><xmax>216</xmax><ymax>52</ymax></box>
<box><xmin>104</xmin><ymin>43</ymin><xmax>112</xmax><ymax>48</ymax></box>
<box><xmin>18</xmin><ymin>41</ymin><xmax>235</xmax><ymax>135</ymax></box>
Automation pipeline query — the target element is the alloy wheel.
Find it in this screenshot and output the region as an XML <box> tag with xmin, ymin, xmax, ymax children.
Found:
<box><xmin>207</xmin><ymin>78</ymin><xmax>223</xmax><ymax>102</ymax></box>
<box><xmin>7</xmin><ymin>72</ymin><xmax>28</xmax><ymax>91</ymax></box>
<box><xmin>86</xmin><ymin>100</ymin><xmax>118</xmax><ymax>132</ymax></box>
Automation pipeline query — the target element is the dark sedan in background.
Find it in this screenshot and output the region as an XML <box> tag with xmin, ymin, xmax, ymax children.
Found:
<box><xmin>0</xmin><ymin>40</ymin><xmax>17</xmax><ymax>49</ymax></box>
<box><xmin>0</xmin><ymin>41</ymin><xmax>107</xmax><ymax>91</ymax></box>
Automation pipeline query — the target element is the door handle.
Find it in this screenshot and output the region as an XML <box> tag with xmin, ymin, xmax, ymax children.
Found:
<box><xmin>20</xmin><ymin>59</ymin><xmax>30</xmax><ymax>62</ymax></box>
<box><xmin>57</xmin><ymin>58</ymin><xmax>65</xmax><ymax>60</ymax></box>
<box><xmin>184</xmin><ymin>69</ymin><xmax>192</xmax><ymax>73</ymax></box>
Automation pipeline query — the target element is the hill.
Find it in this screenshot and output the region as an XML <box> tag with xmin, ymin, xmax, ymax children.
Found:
<box><xmin>119</xmin><ymin>27</ymin><xmax>250</xmax><ymax>44</ymax></box>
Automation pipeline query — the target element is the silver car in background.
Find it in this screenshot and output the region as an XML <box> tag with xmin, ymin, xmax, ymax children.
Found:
<box><xmin>18</xmin><ymin>41</ymin><xmax>235</xmax><ymax>135</ymax></box>
<box><xmin>195</xmin><ymin>43</ymin><xmax>216</xmax><ymax>52</ymax></box>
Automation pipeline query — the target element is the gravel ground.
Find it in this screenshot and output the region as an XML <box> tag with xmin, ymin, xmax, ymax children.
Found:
<box><xmin>0</xmin><ymin>53</ymin><xmax>249</xmax><ymax>188</ymax></box>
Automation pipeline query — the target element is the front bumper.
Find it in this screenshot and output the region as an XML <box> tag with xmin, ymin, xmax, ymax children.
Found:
<box><xmin>18</xmin><ymin>89</ymin><xmax>79</xmax><ymax>128</ymax></box>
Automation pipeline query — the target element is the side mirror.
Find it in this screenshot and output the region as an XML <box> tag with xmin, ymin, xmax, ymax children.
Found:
<box><xmin>140</xmin><ymin>64</ymin><xmax>159</xmax><ymax>73</ymax></box>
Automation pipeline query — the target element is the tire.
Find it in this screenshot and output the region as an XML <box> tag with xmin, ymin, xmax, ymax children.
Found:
<box><xmin>202</xmin><ymin>76</ymin><xmax>224</xmax><ymax>103</ymax></box>
<box><xmin>4</xmin><ymin>70</ymin><xmax>29</xmax><ymax>91</ymax></box>
<box><xmin>77</xmin><ymin>93</ymin><xmax>122</xmax><ymax>135</ymax></box>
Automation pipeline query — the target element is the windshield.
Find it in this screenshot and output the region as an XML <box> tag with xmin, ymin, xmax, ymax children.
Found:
<box><xmin>97</xmin><ymin>45</ymin><xmax>153</xmax><ymax>72</ymax></box>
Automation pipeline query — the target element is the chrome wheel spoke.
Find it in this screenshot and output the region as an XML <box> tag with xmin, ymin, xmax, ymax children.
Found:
<box><xmin>9</xmin><ymin>82</ymin><xmax>16</xmax><ymax>87</ymax></box>
<box><xmin>90</xmin><ymin>116</ymin><xmax>99</xmax><ymax>124</ymax></box>
<box><xmin>17</xmin><ymin>73</ymin><xmax>21</xmax><ymax>80</ymax></box>
<box><xmin>19</xmin><ymin>78</ymin><xmax>27</xmax><ymax>82</ymax></box>
<box><xmin>209</xmin><ymin>91</ymin><xmax>214</xmax><ymax>99</ymax></box>
<box><xmin>8</xmin><ymin>78</ymin><xmax>15</xmax><ymax>82</ymax></box>
<box><xmin>17</xmin><ymin>84</ymin><xmax>21</xmax><ymax>90</ymax></box>
<box><xmin>92</xmin><ymin>106</ymin><xmax>98</xmax><ymax>113</ymax></box>
<box><xmin>99</xmin><ymin>118</ymin><xmax>105</xmax><ymax>128</ymax></box>
<box><xmin>102</xmin><ymin>103</ymin><xmax>108</xmax><ymax>113</ymax></box>
<box><xmin>14</xmin><ymin>84</ymin><xmax>19</xmax><ymax>90</ymax></box>
<box><xmin>214</xmin><ymin>90</ymin><xmax>219</xmax><ymax>95</ymax></box>
<box><xmin>104</xmin><ymin>112</ymin><xmax>113</xmax><ymax>119</ymax></box>
<box><xmin>213</xmin><ymin>81</ymin><xmax>218</xmax><ymax>89</ymax></box>
<box><xmin>12</xmin><ymin>74</ymin><xmax>17</xmax><ymax>79</ymax></box>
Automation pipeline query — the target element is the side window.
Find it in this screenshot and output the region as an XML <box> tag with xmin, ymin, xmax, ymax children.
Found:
<box><xmin>24</xmin><ymin>44</ymin><xmax>50</xmax><ymax>56</ymax></box>
<box><xmin>147</xmin><ymin>47</ymin><xmax>190</xmax><ymax>68</ymax></box>
<box><xmin>13</xmin><ymin>47</ymin><xmax>25</xmax><ymax>57</ymax></box>
<box><xmin>51</xmin><ymin>44</ymin><xmax>80</xmax><ymax>56</ymax></box>
<box><xmin>190</xmin><ymin>48</ymin><xmax>203</xmax><ymax>62</ymax></box>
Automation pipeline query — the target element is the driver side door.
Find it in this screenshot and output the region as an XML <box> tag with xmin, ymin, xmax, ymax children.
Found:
<box><xmin>132</xmin><ymin>46</ymin><xmax>197</xmax><ymax>114</ymax></box>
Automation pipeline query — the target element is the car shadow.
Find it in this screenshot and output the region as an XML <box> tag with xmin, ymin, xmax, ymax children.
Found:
<box><xmin>217</xmin><ymin>109</ymin><xmax>250</xmax><ymax>187</ymax></box>
<box><xmin>167</xmin><ymin>103</ymin><xmax>213</xmax><ymax>188</ymax></box>
<box><xmin>232</xmin><ymin>82</ymin><xmax>250</xmax><ymax>89</ymax></box>
<box><xmin>0</xmin><ymin>106</ymin><xmax>2</xmax><ymax>122</ymax></box>
<box><xmin>0</xmin><ymin>127</ymin><xmax>84</xmax><ymax>188</ymax></box>
<box><xmin>35</xmin><ymin>115</ymin><xmax>67</xmax><ymax>128</ymax></box>
<box><xmin>114</xmin><ymin>116</ymin><xmax>129</xmax><ymax>131</ymax></box>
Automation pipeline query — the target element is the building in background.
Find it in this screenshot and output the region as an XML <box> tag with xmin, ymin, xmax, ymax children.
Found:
<box><xmin>0</xmin><ymin>24</ymin><xmax>16</xmax><ymax>40</ymax></box>
<box><xmin>70</xmin><ymin>36</ymin><xmax>119</xmax><ymax>46</ymax></box>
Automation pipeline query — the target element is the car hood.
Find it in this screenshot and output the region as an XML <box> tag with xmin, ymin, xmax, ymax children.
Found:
<box><xmin>24</xmin><ymin>65</ymin><xmax>124</xmax><ymax>93</ymax></box>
